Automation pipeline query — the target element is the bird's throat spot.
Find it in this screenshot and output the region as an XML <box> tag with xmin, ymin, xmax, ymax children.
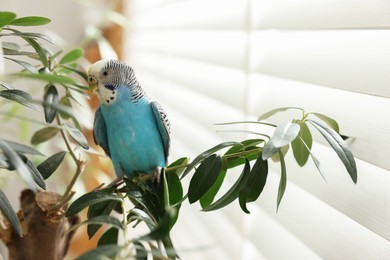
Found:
<box><xmin>106</xmin><ymin>96</ymin><xmax>115</xmax><ymax>104</ymax></box>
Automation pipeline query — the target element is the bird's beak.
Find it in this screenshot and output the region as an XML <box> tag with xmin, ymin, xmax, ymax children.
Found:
<box><xmin>88</xmin><ymin>75</ymin><xmax>98</xmax><ymax>94</ymax></box>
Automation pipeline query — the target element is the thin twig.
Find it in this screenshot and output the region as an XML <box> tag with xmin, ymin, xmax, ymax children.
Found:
<box><xmin>165</xmin><ymin>147</ymin><xmax>263</xmax><ymax>174</ymax></box>
<box><xmin>50</xmin><ymin>115</ymin><xmax>85</xmax><ymax>212</ymax></box>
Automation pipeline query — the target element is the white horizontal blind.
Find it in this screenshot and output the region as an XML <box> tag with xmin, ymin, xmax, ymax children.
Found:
<box><xmin>127</xmin><ymin>0</ymin><xmax>390</xmax><ymax>259</ymax></box>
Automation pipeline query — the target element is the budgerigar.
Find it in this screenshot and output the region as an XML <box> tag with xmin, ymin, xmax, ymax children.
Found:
<box><xmin>88</xmin><ymin>59</ymin><xmax>170</xmax><ymax>182</ymax></box>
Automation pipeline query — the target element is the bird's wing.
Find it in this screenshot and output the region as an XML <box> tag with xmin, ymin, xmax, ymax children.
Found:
<box><xmin>151</xmin><ymin>101</ymin><xmax>171</xmax><ymax>161</ymax></box>
<box><xmin>93</xmin><ymin>106</ymin><xmax>111</xmax><ymax>157</ymax></box>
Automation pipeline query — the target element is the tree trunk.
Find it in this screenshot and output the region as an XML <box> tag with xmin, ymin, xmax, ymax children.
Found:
<box><xmin>0</xmin><ymin>190</ymin><xmax>79</xmax><ymax>260</ymax></box>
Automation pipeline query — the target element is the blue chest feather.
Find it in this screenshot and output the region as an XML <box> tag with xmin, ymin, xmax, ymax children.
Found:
<box><xmin>99</xmin><ymin>86</ymin><xmax>166</xmax><ymax>177</ymax></box>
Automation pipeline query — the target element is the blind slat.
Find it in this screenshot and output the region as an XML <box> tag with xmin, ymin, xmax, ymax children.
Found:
<box><xmin>132</xmin><ymin>0</ymin><xmax>247</xmax><ymax>30</ymax></box>
<box><xmin>131</xmin><ymin>31</ymin><xmax>247</xmax><ymax>69</ymax></box>
<box><xmin>276</xmin><ymin>144</ymin><xmax>390</xmax><ymax>241</ymax></box>
<box><xmin>256</xmin><ymin>170</ymin><xmax>390</xmax><ymax>259</ymax></box>
<box><xmin>132</xmin><ymin>53</ymin><xmax>248</xmax><ymax>110</ymax></box>
<box><xmin>252</xmin><ymin>0</ymin><xmax>390</xmax><ymax>29</ymax></box>
<box><xmin>250</xmin><ymin>30</ymin><xmax>390</xmax><ymax>97</ymax></box>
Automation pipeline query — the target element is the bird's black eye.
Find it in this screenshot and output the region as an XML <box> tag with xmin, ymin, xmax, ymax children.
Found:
<box><xmin>103</xmin><ymin>71</ymin><xmax>108</xmax><ymax>76</ymax></box>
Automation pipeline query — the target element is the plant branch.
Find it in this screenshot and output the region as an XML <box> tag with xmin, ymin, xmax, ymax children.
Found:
<box><xmin>222</xmin><ymin>147</ymin><xmax>262</xmax><ymax>160</ymax></box>
<box><xmin>0</xmin><ymin>111</ymin><xmax>66</xmax><ymax>129</ymax></box>
<box><xmin>50</xmin><ymin>116</ymin><xmax>85</xmax><ymax>212</ymax></box>
<box><xmin>162</xmin><ymin>236</ymin><xmax>176</xmax><ymax>260</ymax></box>
<box><xmin>165</xmin><ymin>148</ymin><xmax>263</xmax><ymax>174</ymax></box>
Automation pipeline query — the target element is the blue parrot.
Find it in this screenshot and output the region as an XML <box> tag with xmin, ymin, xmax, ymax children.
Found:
<box><xmin>88</xmin><ymin>59</ymin><xmax>170</xmax><ymax>182</ymax></box>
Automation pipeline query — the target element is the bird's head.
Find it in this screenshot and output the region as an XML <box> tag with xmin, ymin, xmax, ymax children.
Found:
<box><xmin>88</xmin><ymin>59</ymin><xmax>140</xmax><ymax>105</ymax></box>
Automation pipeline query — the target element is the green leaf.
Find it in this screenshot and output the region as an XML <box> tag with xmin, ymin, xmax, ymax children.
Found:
<box><xmin>138</xmin><ymin>210</ymin><xmax>172</xmax><ymax>241</ymax></box>
<box><xmin>0</xmin><ymin>12</ymin><xmax>16</xmax><ymax>28</ymax></box>
<box><xmin>224</xmin><ymin>142</ymin><xmax>246</xmax><ymax>156</ymax></box>
<box><xmin>57</xmin><ymin>62</ymin><xmax>77</xmax><ymax>75</ymax></box>
<box><xmin>163</xmin><ymin>170</ymin><xmax>183</xmax><ymax>230</ymax></box>
<box><xmin>87</xmin><ymin>200</ymin><xmax>119</xmax><ymax>239</ymax></box>
<box><xmin>262</xmin><ymin>123</ymin><xmax>300</xmax><ymax>160</ymax></box>
<box><xmin>98</xmin><ymin>227</ymin><xmax>119</xmax><ymax>246</ymax></box>
<box><xmin>83</xmin><ymin>215</ymin><xmax>123</xmax><ymax>231</ymax></box>
<box><xmin>188</xmin><ymin>154</ymin><xmax>223</xmax><ymax>204</ymax></box>
<box><xmin>199</xmin><ymin>160</ymin><xmax>227</xmax><ymax>208</ymax></box>
<box><xmin>43</xmin><ymin>85</ymin><xmax>59</xmax><ymax>123</ymax></box>
<box><xmin>0</xmin><ymin>139</ymin><xmax>36</xmax><ymax>191</ymax></box>
<box><xmin>0</xmin><ymin>154</ymin><xmax>9</xmax><ymax>169</ymax></box>
<box><xmin>277</xmin><ymin>150</ymin><xmax>287</xmax><ymax>211</ymax></box>
<box><xmin>203</xmin><ymin>160</ymin><xmax>251</xmax><ymax>212</ymax></box>
<box><xmin>310</xmin><ymin>113</ymin><xmax>340</xmax><ymax>133</ymax></box>
<box><xmin>307</xmin><ymin>146</ymin><xmax>326</xmax><ymax>181</ymax></box>
<box><xmin>241</xmin><ymin>139</ymin><xmax>266</xmax><ymax>148</ymax></box>
<box><xmin>224</xmin><ymin>139</ymin><xmax>264</xmax><ymax>168</ymax></box>
<box><xmin>1</xmin><ymin>42</ymin><xmax>21</xmax><ymax>52</ymax></box>
<box><xmin>59</xmin><ymin>48</ymin><xmax>84</xmax><ymax>64</ymax></box>
<box><xmin>1</xmin><ymin>28</ymin><xmax>53</xmax><ymax>43</ymax></box>
<box><xmin>58</xmin><ymin>96</ymin><xmax>72</xmax><ymax>119</ymax></box>
<box><xmin>245</xmin><ymin>156</ymin><xmax>268</xmax><ymax>202</ymax></box>
<box><xmin>226</xmin><ymin>147</ymin><xmax>261</xmax><ymax>169</ymax></box>
<box><xmin>10</xmin><ymin>16</ymin><xmax>51</xmax><ymax>27</ymax></box>
<box><xmin>66</xmin><ymin>191</ymin><xmax>121</xmax><ymax>217</ymax></box>
<box><xmin>270</xmin><ymin>144</ymin><xmax>289</xmax><ymax>163</ymax></box>
<box><xmin>22</xmin><ymin>36</ymin><xmax>48</xmax><ymax>67</ymax></box>
<box><xmin>1</xmin><ymin>89</ymin><xmax>31</xmax><ymax>100</ymax></box>
<box><xmin>0</xmin><ymin>189</ymin><xmax>22</xmax><ymax>237</ymax></box>
<box><xmin>3</xmin><ymin>57</ymin><xmax>38</xmax><ymax>73</ymax></box>
<box><xmin>0</xmin><ymin>80</ymin><xmax>12</xmax><ymax>89</ymax></box>
<box><xmin>293</xmin><ymin>133</ymin><xmax>327</xmax><ymax>181</ymax></box>
<box><xmin>37</xmin><ymin>151</ymin><xmax>67</xmax><ymax>180</ymax></box>
<box><xmin>30</xmin><ymin>127</ymin><xmax>59</xmax><ymax>145</ymax></box>
<box><xmin>0</xmin><ymin>89</ymin><xmax>37</xmax><ymax>110</ymax></box>
<box><xmin>291</xmin><ymin>122</ymin><xmax>312</xmax><ymax>167</ymax></box>
<box><xmin>164</xmin><ymin>170</ymin><xmax>183</xmax><ymax>207</ymax></box>
<box><xmin>134</xmin><ymin>241</ymin><xmax>148</xmax><ymax>260</ymax></box>
<box><xmin>76</xmin><ymin>244</ymin><xmax>121</xmax><ymax>260</ymax></box>
<box><xmin>64</xmin><ymin>124</ymin><xmax>89</xmax><ymax>149</ymax></box>
<box><xmin>127</xmin><ymin>208</ymin><xmax>156</xmax><ymax>229</ymax></box>
<box><xmin>258</xmin><ymin>107</ymin><xmax>304</xmax><ymax>121</ymax></box>
<box><xmin>2</xmin><ymin>49</ymin><xmax>36</xmax><ymax>56</ymax></box>
<box><xmin>124</xmin><ymin>178</ymin><xmax>161</xmax><ymax>219</ymax></box>
<box><xmin>238</xmin><ymin>154</ymin><xmax>268</xmax><ymax>213</ymax></box>
<box><xmin>3</xmin><ymin>139</ymin><xmax>43</xmax><ymax>156</ymax></box>
<box><xmin>12</xmin><ymin>72</ymin><xmax>76</xmax><ymax>85</ymax></box>
<box><xmin>58</xmin><ymin>65</ymin><xmax>88</xmax><ymax>82</ymax></box>
<box><xmin>126</xmin><ymin>190</ymin><xmax>160</xmax><ymax>222</ymax></box>
<box><xmin>307</xmin><ymin>119</ymin><xmax>357</xmax><ymax>183</ymax></box>
<box><xmin>182</xmin><ymin>141</ymin><xmax>242</xmax><ymax>179</ymax></box>
<box><xmin>24</xmin><ymin>156</ymin><xmax>46</xmax><ymax>189</ymax></box>
<box><xmin>268</xmin><ymin>123</ymin><xmax>300</xmax><ymax>148</ymax></box>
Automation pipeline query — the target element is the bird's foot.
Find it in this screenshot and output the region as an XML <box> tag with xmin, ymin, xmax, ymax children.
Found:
<box><xmin>132</xmin><ymin>167</ymin><xmax>163</xmax><ymax>186</ymax></box>
<box><xmin>132</xmin><ymin>172</ymin><xmax>155</xmax><ymax>186</ymax></box>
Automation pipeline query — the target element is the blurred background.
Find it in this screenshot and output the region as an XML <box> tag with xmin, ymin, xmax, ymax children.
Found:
<box><xmin>2</xmin><ymin>0</ymin><xmax>390</xmax><ymax>259</ymax></box>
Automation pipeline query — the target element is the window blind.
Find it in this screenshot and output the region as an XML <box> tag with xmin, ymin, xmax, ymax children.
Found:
<box><xmin>126</xmin><ymin>0</ymin><xmax>390</xmax><ymax>259</ymax></box>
